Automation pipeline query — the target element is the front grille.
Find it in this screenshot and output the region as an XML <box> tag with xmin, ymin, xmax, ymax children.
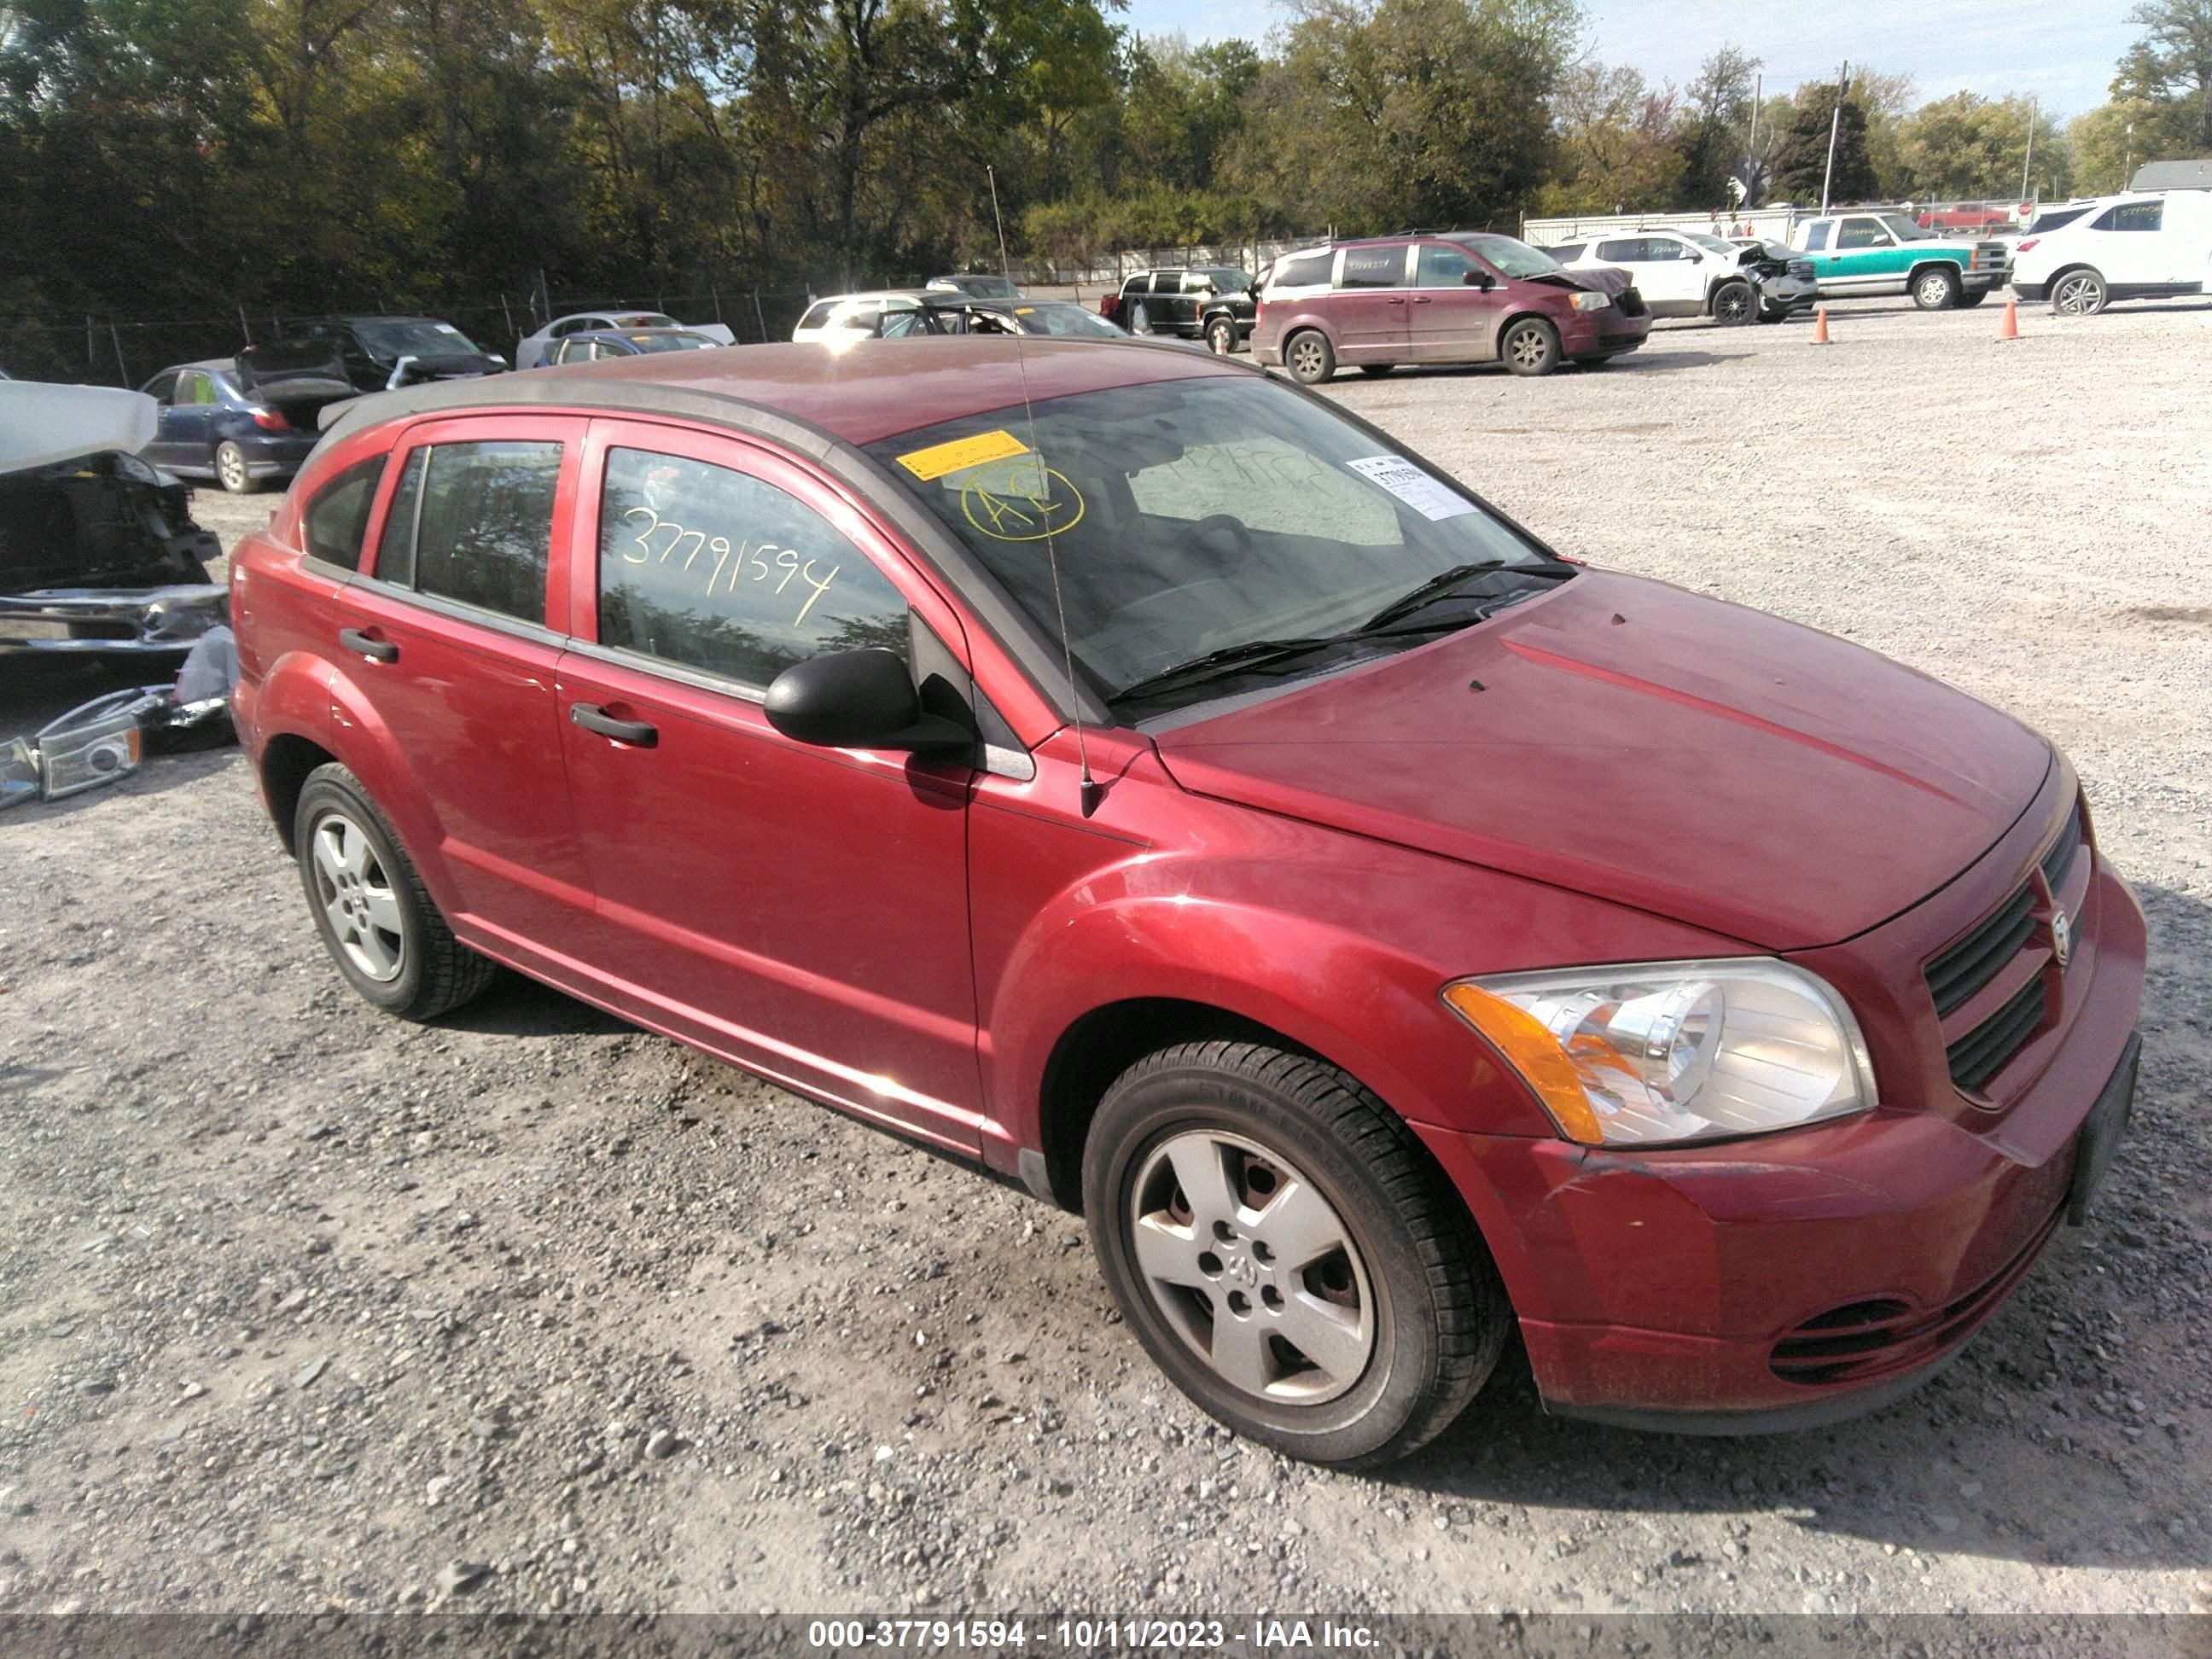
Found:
<box><xmin>1925</xmin><ymin>884</ymin><xmax>2034</xmax><ymax>1017</ymax></box>
<box><xmin>1947</xmin><ymin>976</ymin><xmax>2046</xmax><ymax>1091</ymax></box>
<box><xmin>1615</xmin><ymin>287</ymin><xmax>1647</xmax><ymax>317</ymax></box>
<box><xmin>2040</xmin><ymin>803</ymin><xmax>2082</xmax><ymax>890</ymax></box>
<box><xmin>1770</xmin><ymin>1207</ymin><xmax>2064</xmax><ymax>1386</ymax></box>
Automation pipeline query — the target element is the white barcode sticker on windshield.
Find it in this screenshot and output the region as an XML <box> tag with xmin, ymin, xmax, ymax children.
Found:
<box><xmin>1346</xmin><ymin>456</ymin><xmax>1476</xmax><ymax>521</ymax></box>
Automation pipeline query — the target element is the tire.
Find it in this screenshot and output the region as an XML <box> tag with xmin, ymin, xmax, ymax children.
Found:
<box><xmin>1954</xmin><ymin>288</ymin><xmax>1989</xmax><ymax>308</ymax></box>
<box><xmin>1205</xmin><ymin>316</ymin><xmax>1237</xmax><ymax>355</ymax></box>
<box><xmin>1083</xmin><ymin>1040</ymin><xmax>1511</xmax><ymax>1468</ymax></box>
<box><xmin>294</xmin><ymin>763</ymin><xmax>496</xmax><ymax>1021</ymax></box>
<box><xmin>1499</xmin><ymin>317</ymin><xmax>1561</xmax><ymax>376</ymax></box>
<box><xmin>1710</xmin><ymin>280</ymin><xmax>1755</xmax><ymax>325</ymax></box>
<box><xmin>1912</xmin><ymin>266</ymin><xmax>1961</xmax><ymax>311</ymax></box>
<box><xmin>214</xmin><ymin>440</ymin><xmax>258</xmax><ymax>495</ymax></box>
<box><xmin>2051</xmin><ymin>269</ymin><xmax>2107</xmax><ymax>317</ymax></box>
<box><xmin>1129</xmin><ymin>301</ymin><xmax>1152</xmax><ymax>335</ymax></box>
<box><xmin>1284</xmin><ymin>329</ymin><xmax>1336</xmax><ymax>385</ymax></box>
<box><xmin>1357</xmin><ymin>364</ymin><xmax>1395</xmax><ymax>378</ymax></box>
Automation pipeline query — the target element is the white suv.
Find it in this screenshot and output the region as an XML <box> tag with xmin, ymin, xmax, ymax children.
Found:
<box><xmin>2012</xmin><ymin>191</ymin><xmax>2212</xmax><ymax>315</ymax></box>
<box><xmin>1545</xmin><ymin>230</ymin><xmax>1758</xmax><ymax>323</ymax></box>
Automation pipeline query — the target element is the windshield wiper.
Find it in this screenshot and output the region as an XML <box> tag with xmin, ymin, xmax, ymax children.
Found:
<box><xmin>1358</xmin><ymin>558</ymin><xmax>1574</xmax><ymax>633</ymax></box>
<box><xmin>1109</xmin><ymin>636</ymin><xmax>1353</xmax><ymax>705</ymax></box>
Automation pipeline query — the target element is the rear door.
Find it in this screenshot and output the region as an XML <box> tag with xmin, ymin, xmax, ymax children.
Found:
<box><xmin>1331</xmin><ymin>244</ymin><xmax>1412</xmax><ymax>363</ymax></box>
<box><xmin>551</xmin><ymin>418</ymin><xmax>984</xmax><ymax>1152</ymax></box>
<box><xmin>1406</xmin><ymin>241</ymin><xmax>1505</xmax><ymax>362</ymax></box>
<box><xmin>329</xmin><ymin>415</ymin><xmax>597</xmax><ymax>962</ymax></box>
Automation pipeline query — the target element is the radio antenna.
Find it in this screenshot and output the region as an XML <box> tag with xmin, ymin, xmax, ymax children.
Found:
<box><xmin>987</xmin><ymin>164</ymin><xmax>1103</xmax><ymax>818</ymax></box>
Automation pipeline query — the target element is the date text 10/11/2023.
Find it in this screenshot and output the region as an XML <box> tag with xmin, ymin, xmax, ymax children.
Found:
<box><xmin>803</xmin><ymin>1620</ymin><xmax>1381</xmax><ymax>1650</ymax></box>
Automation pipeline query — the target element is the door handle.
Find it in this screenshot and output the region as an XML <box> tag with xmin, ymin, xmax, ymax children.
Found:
<box><xmin>569</xmin><ymin>702</ymin><xmax>658</xmax><ymax>747</ymax></box>
<box><xmin>1410</xmin><ymin>296</ymin><xmax>1433</xmax><ymax>304</ymax></box>
<box><xmin>1386</xmin><ymin>296</ymin><xmax>1406</xmax><ymax>305</ymax></box>
<box><xmin>338</xmin><ymin>627</ymin><xmax>398</xmax><ymax>664</ymax></box>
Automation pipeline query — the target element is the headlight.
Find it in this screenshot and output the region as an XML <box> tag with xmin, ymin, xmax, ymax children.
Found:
<box><xmin>1441</xmin><ymin>959</ymin><xmax>1876</xmax><ymax>1147</ymax></box>
<box><xmin>1569</xmin><ymin>292</ymin><xmax>1611</xmax><ymax>311</ymax></box>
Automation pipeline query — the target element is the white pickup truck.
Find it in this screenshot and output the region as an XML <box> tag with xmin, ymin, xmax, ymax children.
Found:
<box><xmin>1789</xmin><ymin>212</ymin><xmax>2011</xmax><ymax>310</ymax></box>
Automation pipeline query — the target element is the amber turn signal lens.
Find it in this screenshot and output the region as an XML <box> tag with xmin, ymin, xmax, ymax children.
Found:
<box><xmin>1440</xmin><ymin>981</ymin><xmax>1604</xmax><ymax>1145</ymax></box>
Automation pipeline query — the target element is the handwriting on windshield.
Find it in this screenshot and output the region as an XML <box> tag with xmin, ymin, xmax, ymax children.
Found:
<box><xmin>620</xmin><ymin>507</ymin><xmax>839</xmax><ymax>626</ymax></box>
<box><xmin>958</xmin><ymin>458</ymin><xmax>1085</xmax><ymax>543</ymax></box>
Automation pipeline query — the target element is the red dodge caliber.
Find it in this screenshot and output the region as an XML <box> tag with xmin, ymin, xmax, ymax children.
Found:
<box><xmin>230</xmin><ymin>341</ymin><xmax>2143</xmax><ymax>1466</ymax></box>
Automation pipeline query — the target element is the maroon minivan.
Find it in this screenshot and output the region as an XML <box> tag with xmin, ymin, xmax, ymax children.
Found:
<box><xmin>232</xmin><ymin>340</ymin><xmax>2141</xmax><ymax>1466</ymax></box>
<box><xmin>1250</xmin><ymin>233</ymin><xmax>1652</xmax><ymax>381</ymax></box>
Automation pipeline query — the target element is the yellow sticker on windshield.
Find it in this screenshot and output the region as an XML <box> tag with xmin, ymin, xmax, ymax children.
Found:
<box><xmin>896</xmin><ymin>428</ymin><xmax>1030</xmax><ymax>481</ymax></box>
<box><xmin>1014</xmin><ymin>306</ymin><xmax>1036</xmax><ymax>314</ymax></box>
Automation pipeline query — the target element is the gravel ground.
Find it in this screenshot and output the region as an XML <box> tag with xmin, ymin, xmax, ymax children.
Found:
<box><xmin>2</xmin><ymin>298</ymin><xmax>2209</xmax><ymax>1624</ymax></box>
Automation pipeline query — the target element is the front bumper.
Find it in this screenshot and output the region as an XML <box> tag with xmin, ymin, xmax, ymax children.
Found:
<box><xmin>1963</xmin><ymin>265</ymin><xmax>2010</xmax><ymax>294</ymax></box>
<box><xmin>1415</xmin><ymin>853</ymin><xmax>2146</xmax><ymax>1429</ymax></box>
<box><xmin>0</xmin><ymin>583</ymin><xmax>230</xmax><ymax>658</ymax></box>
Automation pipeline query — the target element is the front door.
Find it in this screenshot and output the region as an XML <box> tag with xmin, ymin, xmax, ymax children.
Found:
<box><xmin>331</xmin><ymin>415</ymin><xmax>597</xmax><ymax>960</ymax></box>
<box><xmin>1406</xmin><ymin>242</ymin><xmax>1506</xmax><ymax>362</ymax></box>
<box><xmin>1826</xmin><ymin>217</ymin><xmax>1904</xmax><ymax>293</ymax></box>
<box><xmin>553</xmin><ymin>419</ymin><xmax>983</xmax><ymax>1152</ymax></box>
<box><xmin>1331</xmin><ymin>244</ymin><xmax>1412</xmax><ymax>363</ymax></box>
<box><xmin>164</xmin><ymin>370</ymin><xmax>219</xmax><ymax>473</ymax></box>
<box><xmin>137</xmin><ymin>372</ymin><xmax>182</xmax><ymax>467</ymax></box>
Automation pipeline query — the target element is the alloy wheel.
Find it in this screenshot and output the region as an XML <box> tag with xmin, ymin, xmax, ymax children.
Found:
<box><xmin>1507</xmin><ymin>325</ymin><xmax>1547</xmax><ymax>368</ymax></box>
<box><xmin>1288</xmin><ymin>337</ymin><xmax>1325</xmax><ymax>379</ymax></box>
<box><xmin>218</xmin><ymin>445</ymin><xmax>248</xmax><ymax>492</ymax></box>
<box><xmin>1126</xmin><ymin>1129</ymin><xmax>1375</xmax><ymax>1405</ymax></box>
<box><xmin>310</xmin><ymin>811</ymin><xmax>406</xmax><ymax>982</ymax></box>
<box><xmin>2054</xmin><ymin>275</ymin><xmax>2102</xmax><ymax>316</ymax></box>
<box><xmin>1917</xmin><ymin>272</ymin><xmax>1954</xmax><ymax>308</ymax></box>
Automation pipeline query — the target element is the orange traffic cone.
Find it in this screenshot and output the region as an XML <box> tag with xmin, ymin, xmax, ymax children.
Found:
<box><xmin>1995</xmin><ymin>297</ymin><xmax>2021</xmax><ymax>341</ymax></box>
<box><xmin>1812</xmin><ymin>305</ymin><xmax>1831</xmax><ymax>345</ymax></box>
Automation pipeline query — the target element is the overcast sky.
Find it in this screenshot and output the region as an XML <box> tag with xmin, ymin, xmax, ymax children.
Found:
<box><xmin>1117</xmin><ymin>1</ymin><xmax>2139</xmax><ymax>119</ymax></box>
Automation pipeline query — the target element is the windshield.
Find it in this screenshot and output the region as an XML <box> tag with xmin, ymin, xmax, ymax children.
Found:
<box><xmin>628</xmin><ymin>331</ymin><xmax>718</xmax><ymax>352</ymax></box>
<box><xmin>353</xmin><ymin>319</ymin><xmax>483</xmax><ymax>358</ymax></box>
<box><xmin>1878</xmin><ymin>214</ymin><xmax>1937</xmax><ymax>242</ymax></box>
<box><xmin>1453</xmin><ymin>235</ymin><xmax>1561</xmax><ymax>279</ymax></box>
<box><xmin>1010</xmin><ymin>304</ymin><xmax>1124</xmax><ymax>338</ymax></box>
<box><xmin>612</xmin><ymin>312</ymin><xmax>678</xmax><ymax>329</ymax></box>
<box><xmin>1194</xmin><ymin>268</ymin><xmax>1254</xmax><ymax>292</ymax></box>
<box><xmin>863</xmin><ymin>377</ymin><xmax>1553</xmax><ymax>711</ymax></box>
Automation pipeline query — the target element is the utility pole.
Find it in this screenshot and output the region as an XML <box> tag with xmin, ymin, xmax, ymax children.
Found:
<box><xmin>2122</xmin><ymin>121</ymin><xmax>2134</xmax><ymax>191</ymax></box>
<box><xmin>1820</xmin><ymin>61</ymin><xmax>1849</xmax><ymax>214</ymax></box>
<box><xmin>2021</xmin><ymin>96</ymin><xmax>2037</xmax><ymax>202</ymax></box>
<box><xmin>1747</xmin><ymin>73</ymin><xmax>1763</xmax><ymax>205</ymax></box>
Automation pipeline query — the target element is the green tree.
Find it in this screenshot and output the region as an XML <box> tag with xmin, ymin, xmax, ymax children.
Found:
<box><xmin>1892</xmin><ymin>91</ymin><xmax>2071</xmax><ymax>202</ymax></box>
<box><xmin>2116</xmin><ymin>0</ymin><xmax>2212</xmax><ymax>150</ymax></box>
<box><xmin>1672</xmin><ymin>44</ymin><xmax>1758</xmax><ymax>211</ymax></box>
<box><xmin>1538</xmin><ymin>61</ymin><xmax>1680</xmax><ymax>213</ymax></box>
<box><xmin>1770</xmin><ymin>80</ymin><xmax>1877</xmax><ymax>206</ymax></box>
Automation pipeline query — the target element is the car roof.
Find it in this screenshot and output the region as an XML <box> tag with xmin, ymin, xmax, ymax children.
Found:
<box><xmin>810</xmin><ymin>289</ymin><xmax>929</xmax><ymax>307</ymax></box>
<box><xmin>333</xmin><ymin>337</ymin><xmax>1243</xmax><ymax>449</ymax></box>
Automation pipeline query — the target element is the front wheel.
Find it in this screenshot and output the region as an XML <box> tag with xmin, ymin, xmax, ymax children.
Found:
<box><xmin>1499</xmin><ymin>317</ymin><xmax>1561</xmax><ymax>376</ymax></box>
<box><xmin>1084</xmin><ymin>1041</ymin><xmax>1510</xmax><ymax>1467</ymax></box>
<box><xmin>1912</xmin><ymin>266</ymin><xmax>1961</xmax><ymax>311</ymax></box>
<box><xmin>215</xmin><ymin>439</ymin><xmax>257</xmax><ymax>495</ymax></box>
<box><xmin>1205</xmin><ymin>316</ymin><xmax>1237</xmax><ymax>355</ymax></box>
<box><xmin>1284</xmin><ymin>329</ymin><xmax>1336</xmax><ymax>384</ymax></box>
<box><xmin>1710</xmin><ymin>280</ymin><xmax>1755</xmax><ymax>325</ymax></box>
<box><xmin>294</xmin><ymin>764</ymin><xmax>496</xmax><ymax>1021</ymax></box>
<box><xmin>2051</xmin><ymin>270</ymin><xmax>2107</xmax><ymax>316</ymax></box>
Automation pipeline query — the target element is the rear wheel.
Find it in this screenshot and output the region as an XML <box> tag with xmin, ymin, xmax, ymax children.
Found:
<box><xmin>1084</xmin><ymin>1041</ymin><xmax>1510</xmax><ymax>1467</ymax></box>
<box><xmin>2051</xmin><ymin>270</ymin><xmax>2107</xmax><ymax>316</ymax></box>
<box><xmin>1499</xmin><ymin>317</ymin><xmax>1561</xmax><ymax>376</ymax></box>
<box><xmin>214</xmin><ymin>440</ymin><xmax>257</xmax><ymax>495</ymax></box>
<box><xmin>1912</xmin><ymin>266</ymin><xmax>1961</xmax><ymax>311</ymax></box>
<box><xmin>294</xmin><ymin>764</ymin><xmax>496</xmax><ymax>1021</ymax></box>
<box><xmin>1284</xmin><ymin>329</ymin><xmax>1336</xmax><ymax>385</ymax></box>
<box><xmin>1205</xmin><ymin>316</ymin><xmax>1237</xmax><ymax>355</ymax></box>
<box><xmin>1710</xmin><ymin>280</ymin><xmax>1755</xmax><ymax>325</ymax></box>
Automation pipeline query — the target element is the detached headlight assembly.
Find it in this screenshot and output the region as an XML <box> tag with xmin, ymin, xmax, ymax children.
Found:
<box><xmin>1441</xmin><ymin>960</ymin><xmax>1877</xmax><ymax>1147</ymax></box>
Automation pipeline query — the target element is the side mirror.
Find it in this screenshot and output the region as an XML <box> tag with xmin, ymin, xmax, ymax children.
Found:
<box><xmin>1464</xmin><ymin>270</ymin><xmax>1494</xmax><ymax>289</ymax></box>
<box><xmin>763</xmin><ymin>649</ymin><xmax>971</xmax><ymax>754</ymax></box>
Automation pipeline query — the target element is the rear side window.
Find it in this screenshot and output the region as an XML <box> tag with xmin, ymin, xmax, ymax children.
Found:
<box><xmin>798</xmin><ymin>302</ymin><xmax>835</xmax><ymax>330</ymax></box>
<box><xmin>1271</xmin><ymin>250</ymin><xmax>1332</xmax><ymax>288</ymax></box>
<box><xmin>1595</xmin><ymin>238</ymin><xmax>1642</xmax><ymax>262</ymax></box>
<box><xmin>301</xmin><ymin>457</ymin><xmax>387</xmax><ymax>572</ymax></box>
<box><xmin>2093</xmin><ymin>200</ymin><xmax>2162</xmax><ymax>232</ymax></box>
<box><xmin>1803</xmin><ymin>222</ymin><xmax>1831</xmax><ymax>251</ymax></box>
<box><xmin>596</xmin><ymin>447</ymin><xmax>911</xmax><ymax>688</ymax></box>
<box><xmin>380</xmin><ymin>440</ymin><xmax>562</xmax><ymax>625</ymax></box>
<box><xmin>1339</xmin><ymin>246</ymin><xmax>1406</xmax><ymax>288</ymax></box>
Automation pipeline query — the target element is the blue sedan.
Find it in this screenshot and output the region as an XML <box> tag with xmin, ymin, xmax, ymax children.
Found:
<box><xmin>137</xmin><ymin>358</ymin><xmax>350</xmax><ymax>493</ymax></box>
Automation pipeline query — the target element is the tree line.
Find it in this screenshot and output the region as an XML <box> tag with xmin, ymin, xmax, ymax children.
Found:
<box><xmin>1</xmin><ymin>0</ymin><xmax>2206</xmax><ymax>375</ymax></box>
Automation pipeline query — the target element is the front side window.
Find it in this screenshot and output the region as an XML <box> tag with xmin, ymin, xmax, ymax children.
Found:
<box><xmin>1836</xmin><ymin>219</ymin><xmax>1889</xmax><ymax>249</ymax></box>
<box><xmin>377</xmin><ymin>440</ymin><xmax>562</xmax><ymax>624</ymax></box>
<box><xmin>1451</xmin><ymin>235</ymin><xmax>1562</xmax><ymax>279</ymax></box>
<box><xmin>302</xmin><ymin>456</ymin><xmax>387</xmax><ymax>572</ymax></box>
<box><xmin>1339</xmin><ymin>246</ymin><xmax>1407</xmax><ymax>288</ymax></box>
<box><xmin>596</xmin><ymin>447</ymin><xmax>911</xmax><ymax>687</ymax></box>
<box><xmin>2094</xmin><ymin>200</ymin><xmax>2163</xmax><ymax>232</ymax></box>
<box><xmin>864</xmin><ymin>378</ymin><xmax>1555</xmax><ymax>712</ymax></box>
<box><xmin>1643</xmin><ymin>238</ymin><xmax>1692</xmax><ymax>261</ymax></box>
<box><xmin>1414</xmin><ymin>244</ymin><xmax>1479</xmax><ymax>286</ymax></box>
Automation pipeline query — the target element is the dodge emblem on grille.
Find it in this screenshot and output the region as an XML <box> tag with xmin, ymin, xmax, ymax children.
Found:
<box><xmin>2052</xmin><ymin>908</ymin><xmax>2072</xmax><ymax>968</ymax></box>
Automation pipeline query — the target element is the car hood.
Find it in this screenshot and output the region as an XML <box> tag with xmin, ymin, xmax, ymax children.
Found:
<box><xmin>1531</xmin><ymin>266</ymin><xmax>1630</xmax><ymax>296</ymax></box>
<box><xmin>1149</xmin><ymin>571</ymin><xmax>2051</xmax><ymax>952</ymax></box>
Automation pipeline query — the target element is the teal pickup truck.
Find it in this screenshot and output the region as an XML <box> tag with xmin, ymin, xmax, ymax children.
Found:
<box><xmin>1789</xmin><ymin>212</ymin><xmax>2012</xmax><ymax>310</ymax></box>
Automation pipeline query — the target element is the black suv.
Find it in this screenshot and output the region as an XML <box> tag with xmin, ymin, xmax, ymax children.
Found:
<box><xmin>275</xmin><ymin>316</ymin><xmax>507</xmax><ymax>392</ymax></box>
<box><xmin>1097</xmin><ymin>267</ymin><xmax>1255</xmax><ymax>353</ymax></box>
